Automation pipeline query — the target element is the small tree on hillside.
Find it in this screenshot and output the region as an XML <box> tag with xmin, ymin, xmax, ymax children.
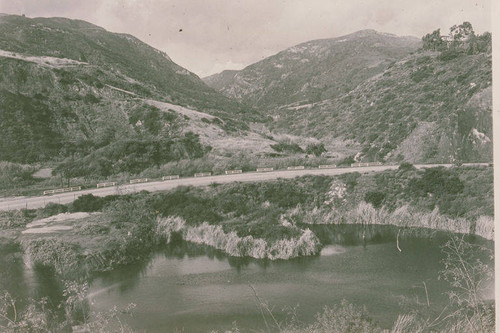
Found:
<box><xmin>422</xmin><ymin>29</ymin><xmax>444</xmax><ymax>51</ymax></box>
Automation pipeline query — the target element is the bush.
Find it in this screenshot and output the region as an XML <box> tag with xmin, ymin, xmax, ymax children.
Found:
<box><xmin>407</xmin><ymin>168</ymin><xmax>464</xmax><ymax>198</ymax></box>
<box><xmin>305</xmin><ymin>143</ymin><xmax>327</xmax><ymax>157</ymax></box>
<box><xmin>338</xmin><ymin>155</ymin><xmax>356</xmax><ymax>166</ymax></box>
<box><xmin>305</xmin><ymin>300</ymin><xmax>382</xmax><ymax>333</ymax></box>
<box><xmin>70</xmin><ymin>194</ymin><xmax>105</xmax><ymax>212</ymax></box>
<box><xmin>364</xmin><ymin>191</ymin><xmax>386</xmax><ymax>208</ymax></box>
<box><xmin>270</xmin><ymin>142</ymin><xmax>304</xmax><ymax>154</ymax></box>
<box><xmin>398</xmin><ymin>162</ymin><xmax>416</xmax><ymax>172</ymax></box>
<box><xmin>39</xmin><ymin>202</ymin><xmax>68</xmax><ymax>217</ymax></box>
<box><xmin>438</xmin><ymin>49</ymin><xmax>462</xmax><ymax>61</ymax></box>
<box><xmin>23</xmin><ymin>238</ymin><xmax>82</xmax><ymax>275</ymax></box>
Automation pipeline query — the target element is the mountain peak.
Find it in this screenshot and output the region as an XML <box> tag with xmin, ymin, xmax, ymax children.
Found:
<box><xmin>205</xmin><ymin>30</ymin><xmax>421</xmax><ymax>108</ymax></box>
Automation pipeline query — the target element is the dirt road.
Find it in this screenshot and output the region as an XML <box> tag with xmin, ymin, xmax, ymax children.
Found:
<box><xmin>0</xmin><ymin>163</ymin><xmax>480</xmax><ymax>211</ymax></box>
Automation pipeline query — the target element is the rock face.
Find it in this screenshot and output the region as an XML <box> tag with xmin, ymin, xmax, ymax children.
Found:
<box><xmin>204</xmin><ymin>30</ymin><xmax>421</xmax><ymax>109</ymax></box>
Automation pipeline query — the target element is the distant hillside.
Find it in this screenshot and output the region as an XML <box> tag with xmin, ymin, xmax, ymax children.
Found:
<box><xmin>0</xmin><ymin>15</ymin><xmax>265</xmax><ymax>166</ymax></box>
<box><xmin>206</xmin><ymin>25</ymin><xmax>492</xmax><ymax>164</ymax></box>
<box><xmin>204</xmin><ymin>70</ymin><xmax>239</xmax><ymax>91</ymax></box>
<box><xmin>270</xmin><ymin>32</ymin><xmax>492</xmax><ymax>163</ymax></box>
<box><xmin>203</xmin><ymin>30</ymin><xmax>421</xmax><ymax>108</ymax></box>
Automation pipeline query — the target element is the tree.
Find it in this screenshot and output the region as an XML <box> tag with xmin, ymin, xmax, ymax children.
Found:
<box><xmin>450</xmin><ymin>22</ymin><xmax>475</xmax><ymax>42</ymax></box>
<box><xmin>422</xmin><ymin>29</ymin><xmax>444</xmax><ymax>51</ymax></box>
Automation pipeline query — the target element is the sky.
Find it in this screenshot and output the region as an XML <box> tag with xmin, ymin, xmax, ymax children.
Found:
<box><xmin>0</xmin><ymin>0</ymin><xmax>493</xmax><ymax>77</ymax></box>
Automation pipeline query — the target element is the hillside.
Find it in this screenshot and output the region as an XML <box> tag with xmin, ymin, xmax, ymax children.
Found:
<box><xmin>271</xmin><ymin>47</ymin><xmax>492</xmax><ymax>163</ymax></box>
<box><xmin>204</xmin><ymin>30</ymin><xmax>421</xmax><ymax>108</ymax></box>
<box><xmin>0</xmin><ymin>15</ymin><xmax>267</xmax><ymax>167</ymax></box>
<box><xmin>0</xmin><ymin>15</ymin><xmax>251</xmax><ymax>114</ymax></box>
<box><xmin>206</xmin><ymin>25</ymin><xmax>492</xmax><ymax>164</ymax></box>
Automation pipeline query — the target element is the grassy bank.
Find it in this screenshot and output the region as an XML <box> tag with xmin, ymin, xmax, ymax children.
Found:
<box><xmin>157</xmin><ymin>217</ymin><xmax>320</xmax><ymax>260</ymax></box>
<box><xmin>291</xmin><ymin>203</ymin><xmax>494</xmax><ymax>240</ymax></box>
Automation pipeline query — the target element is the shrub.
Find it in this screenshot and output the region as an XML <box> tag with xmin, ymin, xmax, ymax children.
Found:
<box><xmin>338</xmin><ymin>155</ymin><xmax>355</xmax><ymax>166</ymax></box>
<box><xmin>398</xmin><ymin>162</ymin><xmax>416</xmax><ymax>172</ymax></box>
<box><xmin>39</xmin><ymin>202</ymin><xmax>68</xmax><ymax>217</ymax></box>
<box><xmin>364</xmin><ymin>191</ymin><xmax>386</xmax><ymax>208</ymax></box>
<box><xmin>407</xmin><ymin>168</ymin><xmax>464</xmax><ymax>198</ymax></box>
<box><xmin>440</xmin><ymin>236</ymin><xmax>495</xmax><ymax>332</ymax></box>
<box><xmin>270</xmin><ymin>142</ymin><xmax>304</xmax><ymax>154</ymax></box>
<box><xmin>305</xmin><ymin>143</ymin><xmax>327</xmax><ymax>157</ymax></box>
<box><xmin>23</xmin><ymin>238</ymin><xmax>82</xmax><ymax>275</ymax></box>
<box><xmin>438</xmin><ymin>49</ymin><xmax>462</xmax><ymax>61</ymax></box>
<box><xmin>308</xmin><ymin>300</ymin><xmax>382</xmax><ymax>333</ymax></box>
<box><xmin>70</xmin><ymin>194</ymin><xmax>105</xmax><ymax>212</ymax></box>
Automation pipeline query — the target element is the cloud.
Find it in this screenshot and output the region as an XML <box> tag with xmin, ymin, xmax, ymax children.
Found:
<box><xmin>0</xmin><ymin>0</ymin><xmax>491</xmax><ymax>76</ymax></box>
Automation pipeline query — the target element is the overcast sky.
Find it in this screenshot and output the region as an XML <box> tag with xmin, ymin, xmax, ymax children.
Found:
<box><xmin>0</xmin><ymin>0</ymin><xmax>492</xmax><ymax>77</ymax></box>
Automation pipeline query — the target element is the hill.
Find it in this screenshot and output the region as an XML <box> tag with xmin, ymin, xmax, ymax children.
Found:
<box><xmin>203</xmin><ymin>30</ymin><xmax>421</xmax><ymax>108</ymax></box>
<box><xmin>0</xmin><ymin>15</ymin><xmax>251</xmax><ymax>114</ymax></box>
<box><xmin>206</xmin><ymin>25</ymin><xmax>492</xmax><ymax>163</ymax></box>
<box><xmin>270</xmin><ymin>39</ymin><xmax>492</xmax><ymax>163</ymax></box>
<box><xmin>0</xmin><ymin>15</ymin><xmax>268</xmax><ymax>168</ymax></box>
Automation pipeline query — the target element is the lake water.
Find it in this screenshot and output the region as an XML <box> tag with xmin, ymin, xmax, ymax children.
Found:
<box><xmin>0</xmin><ymin>225</ymin><xmax>494</xmax><ymax>332</ymax></box>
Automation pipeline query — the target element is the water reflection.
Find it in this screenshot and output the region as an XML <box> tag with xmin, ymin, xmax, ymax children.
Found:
<box><xmin>0</xmin><ymin>225</ymin><xmax>494</xmax><ymax>333</ymax></box>
<box><xmin>307</xmin><ymin>224</ymin><xmax>441</xmax><ymax>246</ymax></box>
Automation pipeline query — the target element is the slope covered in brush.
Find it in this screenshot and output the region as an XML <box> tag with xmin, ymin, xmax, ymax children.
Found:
<box><xmin>204</xmin><ymin>30</ymin><xmax>420</xmax><ymax>108</ymax></box>
<box><xmin>0</xmin><ymin>15</ymin><xmax>261</xmax><ymax>166</ymax></box>
<box><xmin>0</xmin><ymin>15</ymin><xmax>251</xmax><ymax>114</ymax></box>
<box><xmin>270</xmin><ymin>26</ymin><xmax>492</xmax><ymax>163</ymax></box>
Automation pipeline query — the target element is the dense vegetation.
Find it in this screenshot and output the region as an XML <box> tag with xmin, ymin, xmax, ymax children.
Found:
<box><xmin>54</xmin><ymin>132</ymin><xmax>209</xmax><ymax>178</ymax></box>
<box><xmin>0</xmin><ymin>165</ymin><xmax>491</xmax><ymax>276</ymax></box>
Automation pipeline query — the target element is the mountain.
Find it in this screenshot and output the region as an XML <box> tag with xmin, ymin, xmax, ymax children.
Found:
<box><xmin>206</xmin><ymin>28</ymin><xmax>492</xmax><ymax>163</ymax></box>
<box><xmin>270</xmin><ymin>41</ymin><xmax>492</xmax><ymax>163</ymax></box>
<box><xmin>203</xmin><ymin>30</ymin><xmax>421</xmax><ymax>109</ymax></box>
<box><xmin>0</xmin><ymin>15</ymin><xmax>267</xmax><ymax>166</ymax></box>
<box><xmin>203</xmin><ymin>70</ymin><xmax>239</xmax><ymax>93</ymax></box>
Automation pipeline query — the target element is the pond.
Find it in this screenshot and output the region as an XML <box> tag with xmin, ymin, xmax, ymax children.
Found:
<box><xmin>0</xmin><ymin>225</ymin><xmax>494</xmax><ymax>332</ymax></box>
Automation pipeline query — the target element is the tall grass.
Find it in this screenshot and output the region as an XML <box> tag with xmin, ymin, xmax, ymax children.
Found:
<box><xmin>156</xmin><ymin>217</ymin><xmax>322</xmax><ymax>260</ymax></box>
<box><xmin>300</xmin><ymin>203</ymin><xmax>493</xmax><ymax>240</ymax></box>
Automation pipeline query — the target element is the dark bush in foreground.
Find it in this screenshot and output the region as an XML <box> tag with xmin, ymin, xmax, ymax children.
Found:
<box><xmin>364</xmin><ymin>191</ymin><xmax>386</xmax><ymax>208</ymax></box>
<box><xmin>398</xmin><ymin>162</ymin><xmax>416</xmax><ymax>172</ymax></box>
<box><xmin>40</xmin><ymin>202</ymin><xmax>68</xmax><ymax>217</ymax></box>
<box><xmin>70</xmin><ymin>194</ymin><xmax>105</xmax><ymax>212</ymax></box>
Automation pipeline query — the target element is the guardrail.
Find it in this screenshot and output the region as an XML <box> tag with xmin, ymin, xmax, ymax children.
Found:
<box><xmin>130</xmin><ymin>178</ymin><xmax>148</xmax><ymax>184</ymax></box>
<box><xmin>351</xmin><ymin>162</ymin><xmax>383</xmax><ymax>167</ymax></box>
<box><xmin>318</xmin><ymin>164</ymin><xmax>337</xmax><ymax>169</ymax></box>
<box><xmin>194</xmin><ymin>172</ymin><xmax>211</xmax><ymax>177</ymax></box>
<box><xmin>36</xmin><ymin>163</ymin><xmax>490</xmax><ymax>198</ymax></box>
<box><xmin>162</xmin><ymin>175</ymin><xmax>180</xmax><ymax>181</ymax></box>
<box><xmin>225</xmin><ymin>169</ymin><xmax>243</xmax><ymax>175</ymax></box>
<box><xmin>97</xmin><ymin>182</ymin><xmax>116</xmax><ymax>188</ymax></box>
<box><xmin>287</xmin><ymin>166</ymin><xmax>305</xmax><ymax>170</ymax></box>
<box><xmin>43</xmin><ymin>186</ymin><xmax>81</xmax><ymax>195</ymax></box>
